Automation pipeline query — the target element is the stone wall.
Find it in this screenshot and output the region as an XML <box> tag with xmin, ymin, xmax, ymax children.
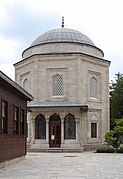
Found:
<box><xmin>14</xmin><ymin>51</ymin><xmax>110</xmax><ymax>150</ymax></box>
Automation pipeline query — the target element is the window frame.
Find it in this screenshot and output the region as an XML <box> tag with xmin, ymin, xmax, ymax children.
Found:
<box><xmin>20</xmin><ymin>108</ymin><xmax>24</xmax><ymax>135</ymax></box>
<box><xmin>13</xmin><ymin>106</ymin><xmax>19</xmax><ymax>135</ymax></box>
<box><xmin>23</xmin><ymin>78</ymin><xmax>30</xmax><ymax>92</ymax></box>
<box><xmin>91</xmin><ymin>122</ymin><xmax>97</xmax><ymax>138</ymax></box>
<box><xmin>64</xmin><ymin>113</ymin><xmax>76</xmax><ymax>139</ymax></box>
<box><xmin>90</xmin><ymin>77</ymin><xmax>98</xmax><ymax>99</ymax></box>
<box><xmin>52</xmin><ymin>74</ymin><xmax>64</xmax><ymax>97</ymax></box>
<box><xmin>1</xmin><ymin>100</ymin><xmax>8</xmax><ymax>134</ymax></box>
<box><xmin>35</xmin><ymin>114</ymin><xmax>46</xmax><ymax>139</ymax></box>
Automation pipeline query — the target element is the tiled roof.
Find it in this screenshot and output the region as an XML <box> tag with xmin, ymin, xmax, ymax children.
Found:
<box><xmin>28</xmin><ymin>100</ymin><xmax>88</xmax><ymax>109</ymax></box>
<box><xmin>31</xmin><ymin>28</ymin><xmax>95</xmax><ymax>47</ymax></box>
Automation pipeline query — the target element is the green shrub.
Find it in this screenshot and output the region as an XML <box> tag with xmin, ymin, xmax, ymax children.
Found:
<box><xmin>104</xmin><ymin>119</ymin><xmax>123</xmax><ymax>149</ymax></box>
<box><xmin>104</xmin><ymin>130</ymin><xmax>117</xmax><ymax>147</ymax></box>
<box><xmin>117</xmin><ymin>145</ymin><xmax>123</xmax><ymax>153</ymax></box>
<box><xmin>96</xmin><ymin>147</ymin><xmax>115</xmax><ymax>153</ymax></box>
<box><xmin>117</xmin><ymin>148</ymin><xmax>123</xmax><ymax>153</ymax></box>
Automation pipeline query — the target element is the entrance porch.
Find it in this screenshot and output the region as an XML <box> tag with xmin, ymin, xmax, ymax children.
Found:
<box><xmin>27</xmin><ymin>101</ymin><xmax>88</xmax><ymax>152</ymax></box>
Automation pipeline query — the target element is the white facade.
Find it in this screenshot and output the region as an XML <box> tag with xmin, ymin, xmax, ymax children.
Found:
<box><xmin>14</xmin><ymin>28</ymin><xmax>110</xmax><ymax>151</ymax></box>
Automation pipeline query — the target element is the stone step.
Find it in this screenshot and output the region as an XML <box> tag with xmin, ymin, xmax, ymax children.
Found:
<box><xmin>28</xmin><ymin>148</ymin><xmax>83</xmax><ymax>153</ymax></box>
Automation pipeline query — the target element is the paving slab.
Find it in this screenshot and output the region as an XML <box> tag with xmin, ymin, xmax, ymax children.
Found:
<box><xmin>0</xmin><ymin>152</ymin><xmax>123</xmax><ymax>179</ymax></box>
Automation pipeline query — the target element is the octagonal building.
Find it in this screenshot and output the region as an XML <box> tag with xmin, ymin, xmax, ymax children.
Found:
<box><xmin>14</xmin><ymin>26</ymin><xmax>110</xmax><ymax>151</ymax></box>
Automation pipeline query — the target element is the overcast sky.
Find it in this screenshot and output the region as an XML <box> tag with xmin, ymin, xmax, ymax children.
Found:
<box><xmin>0</xmin><ymin>0</ymin><xmax>123</xmax><ymax>81</ymax></box>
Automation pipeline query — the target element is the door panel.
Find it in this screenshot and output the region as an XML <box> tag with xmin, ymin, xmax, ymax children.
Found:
<box><xmin>49</xmin><ymin>118</ymin><xmax>61</xmax><ymax>148</ymax></box>
<box><xmin>56</xmin><ymin>125</ymin><xmax>60</xmax><ymax>145</ymax></box>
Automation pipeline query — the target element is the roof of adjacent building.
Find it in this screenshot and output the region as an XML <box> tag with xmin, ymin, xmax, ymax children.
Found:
<box><xmin>0</xmin><ymin>71</ymin><xmax>33</xmax><ymax>101</ymax></box>
<box><xmin>31</xmin><ymin>28</ymin><xmax>95</xmax><ymax>47</ymax></box>
<box><xmin>28</xmin><ymin>100</ymin><xmax>88</xmax><ymax>110</ymax></box>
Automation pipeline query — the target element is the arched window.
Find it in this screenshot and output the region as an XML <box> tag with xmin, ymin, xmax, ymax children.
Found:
<box><xmin>52</xmin><ymin>74</ymin><xmax>63</xmax><ymax>96</ymax></box>
<box><xmin>35</xmin><ymin>114</ymin><xmax>46</xmax><ymax>139</ymax></box>
<box><xmin>64</xmin><ymin>113</ymin><xmax>76</xmax><ymax>139</ymax></box>
<box><xmin>90</xmin><ymin>77</ymin><xmax>97</xmax><ymax>98</ymax></box>
<box><xmin>23</xmin><ymin>79</ymin><xmax>30</xmax><ymax>92</ymax></box>
<box><xmin>49</xmin><ymin>113</ymin><xmax>61</xmax><ymax>122</ymax></box>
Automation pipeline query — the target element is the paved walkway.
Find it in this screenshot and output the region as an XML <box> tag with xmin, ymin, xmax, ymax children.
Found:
<box><xmin>0</xmin><ymin>152</ymin><xmax>123</xmax><ymax>179</ymax></box>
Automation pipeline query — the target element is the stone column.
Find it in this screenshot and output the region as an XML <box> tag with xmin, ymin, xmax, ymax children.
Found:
<box><xmin>61</xmin><ymin>118</ymin><xmax>64</xmax><ymax>144</ymax></box>
<box><xmin>75</xmin><ymin>118</ymin><xmax>79</xmax><ymax>143</ymax></box>
<box><xmin>81</xmin><ymin>111</ymin><xmax>87</xmax><ymax>144</ymax></box>
<box><xmin>31</xmin><ymin>118</ymin><xmax>35</xmax><ymax>144</ymax></box>
<box><xmin>46</xmin><ymin>118</ymin><xmax>49</xmax><ymax>144</ymax></box>
<box><xmin>27</xmin><ymin>112</ymin><xmax>31</xmax><ymax>147</ymax></box>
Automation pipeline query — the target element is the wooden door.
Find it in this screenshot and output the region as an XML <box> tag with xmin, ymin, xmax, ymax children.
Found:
<box><xmin>49</xmin><ymin>114</ymin><xmax>61</xmax><ymax>148</ymax></box>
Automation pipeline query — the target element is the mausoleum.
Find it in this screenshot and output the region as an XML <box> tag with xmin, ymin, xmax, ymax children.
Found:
<box><xmin>14</xmin><ymin>23</ymin><xmax>110</xmax><ymax>151</ymax></box>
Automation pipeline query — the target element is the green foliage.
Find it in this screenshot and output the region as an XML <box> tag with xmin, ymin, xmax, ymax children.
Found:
<box><xmin>104</xmin><ymin>130</ymin><xmax>117</xmax><ymax>147</ymax></box>
<box><xmin>96</xmin><ymin>147</ymin><xmax>115</xmax><ymax>153</ymax></box>
<box><xmin>117</xmin><ymin>148</ymin><xmax>123</xmax><ymax>153</ymax></box>
<box><xmin>110</xmin><ymin>73</ymin><xmax>123</xmax><ymax>129</ymax></box>
<box><xmin>117</xmin><ymin>144</ymin><xmax>123</xmax><ymax>153</ymax></box>
<box><xmin>113</xmin><ymin>119</ymin><xmax>123</xmax><ymax>147</ymax></box>
<box><xmin>96</xmin><ymin>118</ymin><xmax>123</xmax><ymax>153</ymax></box>
<box><xmin>105</xmin><ymin>118</ymin><xmax>123</xmax><ymax>148</ymax></box>
<box><xmin>115</xmin><ymin>118</ymin><xmax>123</xmax><ymax>126</ymax></box>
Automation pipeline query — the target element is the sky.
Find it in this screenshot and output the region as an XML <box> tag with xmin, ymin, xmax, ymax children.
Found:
<box><xmin>0</xmin><ymin>0</ymin><xmax>123</xmax><ymax>81</ymax></box>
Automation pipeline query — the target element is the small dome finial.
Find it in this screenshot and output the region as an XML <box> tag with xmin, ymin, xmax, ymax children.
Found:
<box><xmin>61</xmin><ymin>16</ymin><xmax>64</xmax><ymax>28</ymax></box>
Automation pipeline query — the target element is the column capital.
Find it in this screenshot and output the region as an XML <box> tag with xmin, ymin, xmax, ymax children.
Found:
<box><xmin>46</xmin><ymin>118</ymin><xmax>49</xmax><ymax>122</ymax></box>
<box><xmin>61</xmin><ymin>118</ymin><xmax>64</xmax><ymax>122</ymax></box>
<box><xmin>31</xmin><ymin>118</ymin><xmax>35</xmax><ymax>122</ymax></box>
<box><xmin>75</xmin><ymin>118</ymin><xmax>79</xmax><ymax>123</ymax></box>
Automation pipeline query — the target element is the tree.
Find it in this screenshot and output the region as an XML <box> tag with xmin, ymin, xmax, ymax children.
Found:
<box><xmin>105</xmin><ymin>118</ymin><xmax>123</xmax><ymax>148</ymax></box>
<box><xmin>110</xmin><ymin>72</ymin><xmax>123</xmax><ymax>129</ymax></box>
<box><xmin>113</xmin><ymin>119</ymin><xmax>123</xmax><ymax>146</ymax></box>
<box><xmin>104</xmin><ymin>130</ymin><xmax>117</xmax><ymax>147</ymax></box>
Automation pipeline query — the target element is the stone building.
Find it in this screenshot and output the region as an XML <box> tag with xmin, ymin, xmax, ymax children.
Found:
<box><xmin>14</xmin><ymin>26</ymin><xmax>110</xmax><ymax>151</ymax></box>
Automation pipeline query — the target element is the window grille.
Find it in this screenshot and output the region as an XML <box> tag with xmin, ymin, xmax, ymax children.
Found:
<box><xmin>52</xmin><ymin>74</ymin><xmax>63</xmax><ymax>96</ymax></box>
<box><xmin>90</xmin><ymin>77</ymin><xmax>97</xmax><ymax>98</ymax></box>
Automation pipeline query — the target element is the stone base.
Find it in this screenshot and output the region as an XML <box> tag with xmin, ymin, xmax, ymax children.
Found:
<box><xmin>27</xmin><ymin>142</ymin><xmax>105</xmax><ymax>152</ymax></box>
<box><xmin>82</xmin><ymin>143</ymin><xmax>106</xmax><ymax>151</ymax></box>
<box><xmin>28</xmin><ymin>141</ymin><xmax>82</xmax><ymax>153</ymax></box>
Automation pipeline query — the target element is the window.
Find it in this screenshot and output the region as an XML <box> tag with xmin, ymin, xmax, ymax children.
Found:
<box><xmin>52</xmin><ymin>74</ymin><xmax>63</xmax><ymax>96</ymax></box>
<box><xmin>64</xmin><ymin>113</ymin><xmax>76</xmax><ymax>139</ymax></box>
<box><xmin>1</xmin><ymin>101</ymin><xmax>8</xmax><ymax>134</ymax></box>
<box><xmin>91</xmin><ymin>123</ymin><xmax>97</xmax><ymax>138</ymax></box>
<box><xmin>13</xmin><ymin>106</ymin><xmax>19</xmax><ymax>134</ymax></box>
<box><xmin>20</xmin><ymin>109</ymin><xmax>24</xmax><ymax>135</ymax></box>
<box><xmin>23</xmin><ymin>79</ymin><xmax>30</xmax><ymax>92</ymax></box>
<box><xmin>35</xmin><ymin>114</ymin><xmax>46</xmax><ymax>139</ymax></box>
<box><xmin>90</xmin><ymin>77</ymin><xmax>97</xmax><ymax>98</ymax></box>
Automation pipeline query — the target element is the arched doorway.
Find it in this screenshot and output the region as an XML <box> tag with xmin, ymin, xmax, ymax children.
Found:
<box><xmin>49</xmin><ymin>113</ymin><xmax>61</xmax><ymax>148</ymax></box>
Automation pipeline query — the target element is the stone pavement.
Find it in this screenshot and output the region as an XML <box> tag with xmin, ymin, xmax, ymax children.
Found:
<box><xmin>0</xmin><ymin>152</ymin><xmax>123</xmax><ymax>179</ymax></box>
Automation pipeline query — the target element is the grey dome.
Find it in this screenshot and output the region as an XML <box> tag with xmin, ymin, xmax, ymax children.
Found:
<box><xmin>31</xmin><ymin>28</ymin><xmax>95</xmax><ymax>47</ymax></box>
